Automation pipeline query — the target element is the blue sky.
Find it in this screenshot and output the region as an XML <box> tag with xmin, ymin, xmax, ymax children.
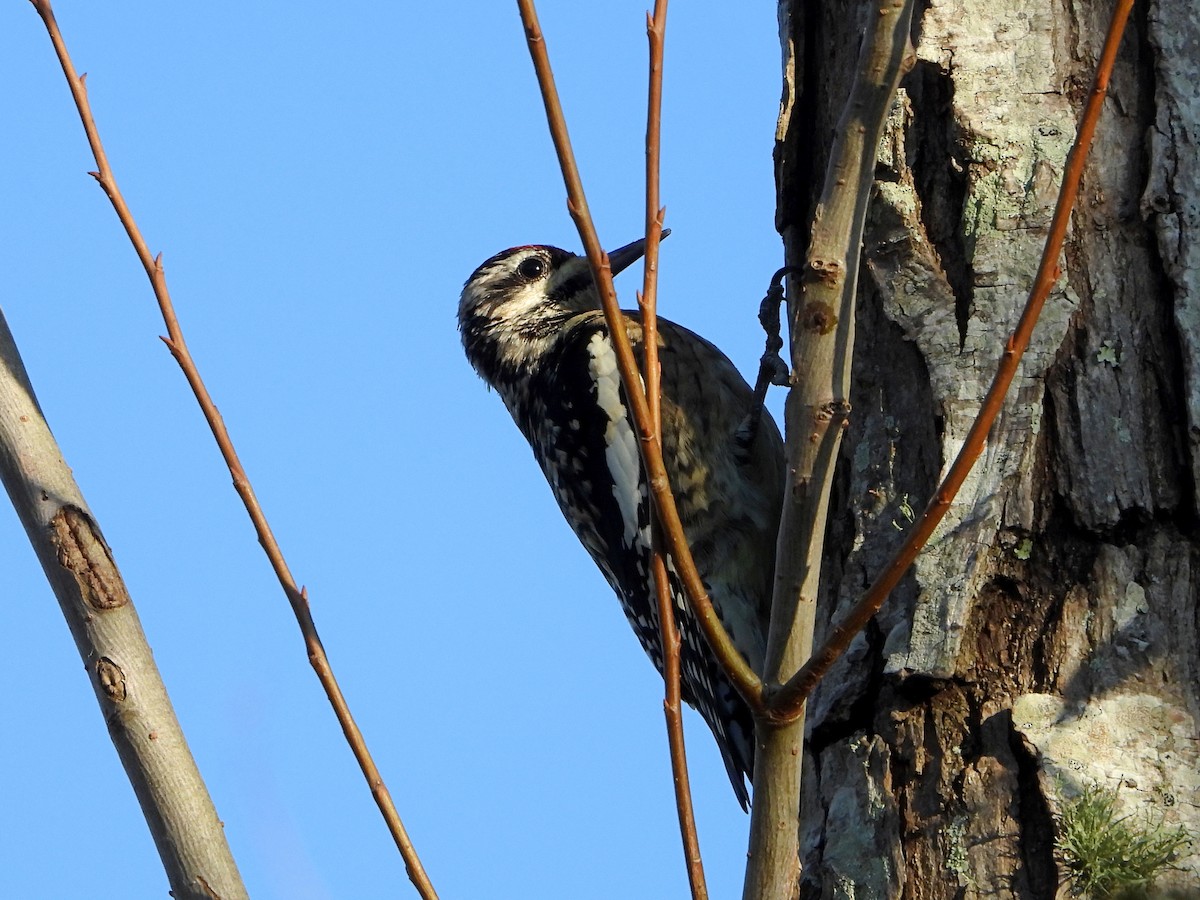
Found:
<box><xmin>1</xmin><ymin>4</ymin><xmax>785</xmax><ymax>897</ymax></box>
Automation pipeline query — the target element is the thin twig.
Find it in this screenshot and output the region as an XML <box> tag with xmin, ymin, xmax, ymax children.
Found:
<box><xmin>638</xmin><ymin>3</ymin><xmax>707</xmax><ymax>898</ymax></box>
<box><xmin>766</xmin><ymin>0</ymin><xmax>1136</xmax><ymax>719</ymax></box>
<box><xmin>28</xmin><ymin>3</ymin><xmax>439</xmax><ymax>897</ymax></box>
<box><xmin>514</xmin><ymin>0</ymin><xmax>763</xmax><ymax>711</ymax></box>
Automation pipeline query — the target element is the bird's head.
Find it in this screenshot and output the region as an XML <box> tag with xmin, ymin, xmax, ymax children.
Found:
<box><xmin>458</xmin><ymin>234</ymin><xmax>667</xmax><ymax>379</ymax></box>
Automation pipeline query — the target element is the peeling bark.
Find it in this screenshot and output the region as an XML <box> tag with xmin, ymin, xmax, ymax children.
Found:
<box><xmin>777</xmin><ymin>0</ymin><xmax>1200</xmax><ymax>895</ymax></box>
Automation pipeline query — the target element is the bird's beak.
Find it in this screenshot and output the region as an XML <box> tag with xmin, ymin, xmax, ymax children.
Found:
<box><xmin>607</xmin><ymin>228</ymin><xmax>672</xmax><ymax>276</ymax></box>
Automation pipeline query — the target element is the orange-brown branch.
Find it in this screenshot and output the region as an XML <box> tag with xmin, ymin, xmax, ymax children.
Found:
<box><xmin>639</xmin><ymin>2</ymin><xmax>708</xmax><ymax>897</ymax></box>
<box><xmin>514</xmin><ymin>0</ymin><xmax>763</xmax><ymax>717</ymax></box>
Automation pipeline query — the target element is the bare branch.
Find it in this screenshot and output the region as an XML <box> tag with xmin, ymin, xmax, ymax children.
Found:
<box><xmin>637</xmin><ymin>2</ymin><xmax>708</xmax><ymax>897</ymax></box>
<box><xmin>27</xmin><ymin>3</ymin><xmax>439</xmax><ymax>896</ymax></box>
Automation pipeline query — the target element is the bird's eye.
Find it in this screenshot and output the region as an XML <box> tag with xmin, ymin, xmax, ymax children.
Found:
<box><xmin>517</xmin><ymin>256</ymin><xmax>547</xmax><ymax>281</ymax></box>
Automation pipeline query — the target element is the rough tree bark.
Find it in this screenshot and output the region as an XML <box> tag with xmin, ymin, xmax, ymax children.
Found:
<box><xmin>776</xmin><ymin>0</ymin><xmax>1200</xmax><ymax>896</ymax></box>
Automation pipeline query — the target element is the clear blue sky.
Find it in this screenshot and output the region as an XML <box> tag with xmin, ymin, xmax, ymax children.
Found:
<box><xmin>1</xmin><ymin>4</ymin><xmax>785</xmax><ymax>897</ymax></box>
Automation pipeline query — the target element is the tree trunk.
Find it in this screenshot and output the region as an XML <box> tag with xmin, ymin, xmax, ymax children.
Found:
<box><xmin>776</xmin><ymin>0</ymin><xmax>1200</xmax><ymax>896</ymax></box>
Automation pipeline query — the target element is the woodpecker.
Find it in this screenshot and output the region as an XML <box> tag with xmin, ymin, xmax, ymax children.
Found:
<box><xmin>458</xmin><ymin>236</ymin><xmax>784</xmax><ymax>808</ymax></box>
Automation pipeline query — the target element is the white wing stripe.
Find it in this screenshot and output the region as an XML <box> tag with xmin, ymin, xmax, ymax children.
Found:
<box><xmin>586</xmin><ymin>332</ymin><xmax>643</xmax><ymax>548</ymax></box>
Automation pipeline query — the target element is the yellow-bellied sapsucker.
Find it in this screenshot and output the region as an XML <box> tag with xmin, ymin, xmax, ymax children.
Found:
<box><xmin>458</xmin><ymin>236</ymin><xmax>784</xmax><ymax>808</ymax></box>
